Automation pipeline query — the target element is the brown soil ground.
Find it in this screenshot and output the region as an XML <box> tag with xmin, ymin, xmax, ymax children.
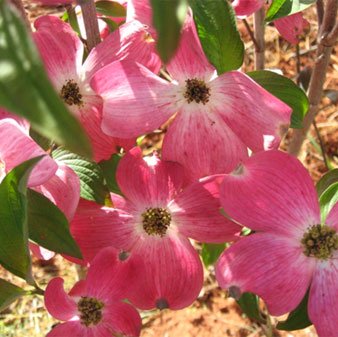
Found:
<box><xmin>0</xmin><ymin>2</ymin><xmax>337</xmax><ymax>337</ymax></box>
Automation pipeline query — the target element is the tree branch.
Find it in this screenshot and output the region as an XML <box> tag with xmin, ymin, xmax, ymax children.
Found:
<box><xmin>253</xmin><ymin>7</ymin><xmax>265</xmax><ymax>70</ymax></box>
<box><xmin>8</xmin><ymin>0</ymin><xmax>31</xmax><ymax>30</ymax></box>
<box><xmin>288</xmin><ymin>0</ymin><xmax>338</xmax><ymax>156</ymax></box>
<box><xmin>78</xmin><ymin>0</ymin><xmax>101</xmax><ymax>51</ymax></box>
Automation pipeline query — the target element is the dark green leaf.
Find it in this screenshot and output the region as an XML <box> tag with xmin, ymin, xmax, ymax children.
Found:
<box><xmin>29</xmin><ymin>129</ymin><xmax>52</xmax><ymax>151</ymax></box>
<box><xmin>27</xmin><ymin>189</ymin><xmax>82</xmax><ymax>259</ymax></box>
<box><xmin>319</xmin><ymin>182</ymin><xmax>338</xmax><ymax>223</ymax></box>
<box><xmin>99</xmin><ymin>154</ymin><xmax>122</xmax><ymax>196</ymax></box>
<box><xmin>0</xmin><ymin>278</ymin><xmax>26</xmax><ymax>312</ymax></box>
<box><xmin>0</xmin><ymin>157</ymin><xmax>43</xmax><ymax>282</ymax></box>
<box><xmin>265</xmin><ymin>0</ymin><xmax>287</xmax><ymax>20</ymax></box>
<box><xmin>277</xmin><ymin>290</ymin><xmax>312</xmax><ymax>330</ymax></box>
<box><xmin>189</xmin><ymin>0</ymin><xmax>244</xmax><ymax>74</ymax></box>
<box><xmin>201</xmin><ymin>243</ymin><xmax>226</xmax><ymax>267</ymax></box>
<box><xmin>0</xmin><ymin>1</ymin><xmax>91</xmax><ymax>157</ymax></box>
<box><xmin>266</xmin><ymin>0</ymin><xmax>316</xmax><ymax>22</ymax></box>
<box><xmin>237</xmin><ymin>292</ymin><xmax>265</xmax><ymax>323</ymax></box>
<box><xmin>248</xmin><ymin>70</ymin><xmax>309</xmax><ymax>128</ymax></box>
<box><xmin>52</xmin><ymin>148</ymin><xmax>109</xmax><ymax>205</ymax></box>
<box><xmin>67</xmin><ymin>7</ymin><xmax>81</xmax><ymax>36</ymax></box>
<box><xmin>150</xmin><ymin>0</ymin><xmax>188</xmax><ymax>63</ymax></box>
<box><xmin>95</xmin><ymin>1</ymin><xmax>126</xmax><ymax>17</ymax></box>
<box><xmin>316</xmin><ymin>169</ymin><xmax>338</xmax><ymax>197</ymax></box>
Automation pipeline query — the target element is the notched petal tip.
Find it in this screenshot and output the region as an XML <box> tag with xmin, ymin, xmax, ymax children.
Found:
<box><xmin>278</xmin><ymin>123</ymin><xmax>290</xmax><ymax>138</ymax></box>
<box><xmin>228</xmin><ymin>285</ymin><xmax>242</xmax><ymax>300</ymax></box>
<box><xmin>156</xmin><ymin>298</ymin><xmax>169</xmax><ymax>310</ymax></box>
<box><xmin>118</xmin><ymin>250</ymin><xmax>130</xmax><ymax>261</ymax></box>
<box><xmin>232</xmin><ymin>163</ymin><xmax>245</xmax><ymax>176</ymax></box>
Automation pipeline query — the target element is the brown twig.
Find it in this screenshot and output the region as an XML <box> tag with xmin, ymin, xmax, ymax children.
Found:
<box><xmin>316</xmin><ymin>0</ymin><xmax>324</xmax><ymax>27</ymax></box>
<box><xmin>288</xmin><ymin>0</ymin><xmax>338</xmax><ymax>156</ymax></box>
<box><xmin>313</xmin><ymin>119</ymin><xmax>329</xmax><ymax>170</ymax></box>
<box><xmin>77</xmin><ymin>0</ymin><xmax>101</xmax><ymax>51</ymax></box>
<box><xmin>242</xmin><ymin>18</ymin><xmax>260</xmax><ymax>51</ymax></box>
<box><xmin>296</xmin><ymin>43</ymin><xmax>301</xmax><ymax>84</ymax></box>
<box><xmin>253</xmin><ymin>7</ymin><xmax>265</xmax><ymax>70</ymax></box>
<box><xmin>8</xmin><ymin>0</ymin><xmax>31</xmax><ymax>29</ymax></box>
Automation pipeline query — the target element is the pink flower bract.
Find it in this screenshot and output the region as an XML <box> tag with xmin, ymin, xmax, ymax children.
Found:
<box><xmin>71</xmin><ymin>147</ymin><xmax>241</xmax><ymax>310</ymax></box>
<box><xmin>232</xmin><ymin>0</ymin><xmax>264</xmax><ymax>17</ymax></box>
<box><xmin>216</xmin><ymin>150</ymin><xmax>338</xmax><ymax>337</ymax></box>
<box><xmin>274</xmin><ymin>12</ymin><xmax>309</xmax><ymax>45</ymax></box>
<box><xmin>0</xmin><ymin>115</ymin><xmax>80</xmax><ymax>260</ymax></box>
<box><xmin>33</xmin><ymin>15</ymin><xmax>160</xmax><ymax>162</ymax></box>
<box><xmin>44</xmin><ymin>247</ymin><xmax>142</xmax><ymax>337</ymax></box>
<box><xmin>92</xmin><ymin>17</ymin><xmax>292</xmax><ymax>180</ymax></box>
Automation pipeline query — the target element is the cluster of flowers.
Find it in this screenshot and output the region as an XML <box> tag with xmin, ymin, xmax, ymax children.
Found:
<box><xmin>1</xmin><ymin>0</ymin><xmax>336</xmax><ymax>336</ymax></box>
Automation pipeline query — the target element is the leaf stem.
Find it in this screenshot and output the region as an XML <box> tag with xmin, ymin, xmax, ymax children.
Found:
<box><xmin>242</xmin><ymin>18</ymin><xmax>260</xmax><ymax>52</ymax></box>
<box><xmin>27</xmin><ymin>281</ymin><xmax>45</xmax><ymax>296</ymax></box>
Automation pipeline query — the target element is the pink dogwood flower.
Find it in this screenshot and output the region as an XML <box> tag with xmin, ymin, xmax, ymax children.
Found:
<box><xmin>70</xmin><ymin>147</ymin><xmax>241</xmax><ymax>310</ymax></box>
<box><xmin>33</xmin><ymin>15</ymin><xmax>160</xmax><ymax>162</ymax></box>
<box><xmin>274</xmin><ymin>12</ymin><xmax>309</xmax><ymax>44</ymax></box>
<box><xmin>0</xmin><ymin>116</ymin><xmax>80</xmax><ymax>260</ymax></box>
<box><xmin>216</xmin><ymin>150</ymin><xmax>338</xmax><ymax>337</ymax></box>
<box><xmin>91</xmin><ymin>16</ymin><xmax>291</xmax><ymax>180</ymax></box>
<box><xmin>45</xmin><ymin>246</ymin><xmax>142</xmax><ymax>337</ymax></box>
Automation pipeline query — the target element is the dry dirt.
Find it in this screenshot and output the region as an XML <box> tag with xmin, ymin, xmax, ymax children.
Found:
<box><xmin>0</xmin><ymin>2</ymin><xmax>337</xmax><ymax>337</ymax></box>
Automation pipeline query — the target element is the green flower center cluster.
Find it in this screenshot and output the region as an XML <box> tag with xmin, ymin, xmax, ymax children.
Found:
<box><xmin>77</xmin><ymin>296</ymin><xmax>104</xmax><ymax>327</ymax></box>
<box><xmin>301</xmin><ymin>224</ymin><xmax>338</xmax><ymax>260</ymax></box>
<box><xmin>142</xmin><ymin>207</ymin><xmax>172</xmax><ymax>237</ymax></box>
<box><xmin>184</xmin><ymin>78</ymin><xmax>210</xmax><ymax>105</ymax></box>
<box><xmin>60</xmin><ymin>79</ymin><xmax>83</xmax><ymax>106</ymax></box>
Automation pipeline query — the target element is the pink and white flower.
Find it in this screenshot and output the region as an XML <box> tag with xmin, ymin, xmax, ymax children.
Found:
<box><xmin>70</xmin><ymin>147</ymin><xmax>241</xmax><ymax>310</ymax></box>
<box><xmin>0</xmin><ymin>116</ymin><xmax>80</xmax><ymax>260</ymax></box>
<box><xmin>45</xmin><ymin>246</ymin><xmax>142</xmax><ymax>337</ymax></box>
<box><xmin>274</xmin><ymin>12</ymin><xmax>309</xmax><ymax>45</ymax></box>
<box><xmin>216</xmin><ymin>150</ymin><xmax>338</xmax><ymax>337</ymax></box>
<box><xmin>91</xmin><ymin>17</ymin><xmax>291</xmax><ymax>180</ymax></box>
<box><xmin>33</xmin><ymin>15</ymin><xmax>160</xmax><ymax>162</ymax></box>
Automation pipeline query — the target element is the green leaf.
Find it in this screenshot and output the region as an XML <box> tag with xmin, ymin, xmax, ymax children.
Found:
<box><xmin>95</xmin><ymin>1</ymin><xmax>126</xmax><ymax>17</ymax></box>
<box><xmin>150</xmin><ymin>0</ymin><xmax>188</xmax><ymax>63</ymax></box>
<box><xmin>0</xmin><ymin>157</ymin><xmax>43</xmax><ymax>282</ymax></box>
<box><xmin>0</xmin><ymin>1</ymin><xmax>91</xmax><ymax>157</ymax></box>
<box><xmin>266</xmin><ymin>0</ymin><xmax>316</xmax><ymax>22</ymax></box>
<box><xmin>189</xmin><ymin>0</ymin><xmax>244</xmax><ymax>74</ymax></box>
<box><xmin>248</xmin><ymin>70</ymin><xmax>309</xmax><ymax>128</ymax></box>
<box><xmin>67</xmin><ymin>7</ymin><xmax>81</xmax><ymax>36</ymax></box>
<box><xmin>277</xmin><ymin>291</ymin><xmax>312</xmax><ymax>330</ymax></box>
<box><xmin>27</xmin><ymin>189</ymin><xmax>82</xmax><ymax>259</ymax></box>
<box><xmin>237</xmin><ymin>292</ymin><xmax>264</xmax><ymax>323</ymax></box>
<box><xmin>29</xmin><ymin>129</ymin><xmax>52</xmax><ymax>151</ymax></box>
<box><xmin>99</xmin><ymin>154</ymin><xmax>122</xmax><ymax>196</ymax></box>
<box><xmin>201</xmin><ymin>243</ymin><xmax>226</xmax><ymax>267</ymax></box>
<box><xmin>319</xmin><ymin>181</ymin><xmax>338</xmax><ymax>223</ymax></box>
<box><xmin>100</xmin><ymin>17</ymin><xmax>119</xmax><ymax>33</ymax></box>
<box><xmin>0</xmin><ymin>279</ymin><xmax>26</xmax><ymax>312</ymax></box>
<box><xmin>52</xmin><ymin>148</ymin><xmax>109</xmax><ymax>205</ymax></box>
<box><xmin>316</xmin><ymin>169</ymin><xmax>338</xmax><ymax>197</ymax></box>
